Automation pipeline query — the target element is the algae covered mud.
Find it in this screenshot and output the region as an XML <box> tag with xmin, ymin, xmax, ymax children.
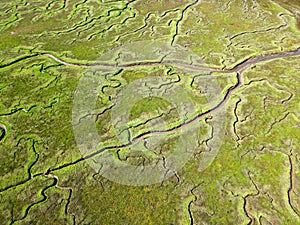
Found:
<box><xmin>0</xmin><ymin>0</ymin><xmax>300</xmax><ymax>224</ymax></box>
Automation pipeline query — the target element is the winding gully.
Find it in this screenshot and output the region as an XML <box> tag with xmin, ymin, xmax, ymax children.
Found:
<box><xmin>0</xmin><ymin>48</ymin><xmax>299</xmax><ymax>148</ymax></box>
<box><xmin>39</xmin><ymin>47</ymin><xmax>300</xmax><ymax>73</ymax></box>
<box><xmin>0</xmin><ymin>124</ymin><xmax>7</xmax><ymax>142</ymax></box>
<box><xmin>0</xmin><ymin>47</ymin><xmax>299</xmax><ymax>179</ymax></box>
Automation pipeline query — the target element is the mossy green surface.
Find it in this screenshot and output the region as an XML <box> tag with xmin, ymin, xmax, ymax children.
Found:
<box><xmin>0</xmin><ymin>0</ymin><xmax>299</xmax><ymax>224</ymax></box>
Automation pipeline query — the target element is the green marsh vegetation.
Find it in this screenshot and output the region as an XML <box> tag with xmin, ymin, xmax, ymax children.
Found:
<box><xmin>0</xmin><ymin>0</ymin><xmax>299</xmax><ymax>224</ymax></box>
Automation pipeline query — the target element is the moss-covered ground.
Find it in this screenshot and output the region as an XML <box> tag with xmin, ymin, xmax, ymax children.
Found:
<box><xmin>0</xmin><ymin>0</ymin><xmax>299</xmax><ymax>224</ymax></box>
